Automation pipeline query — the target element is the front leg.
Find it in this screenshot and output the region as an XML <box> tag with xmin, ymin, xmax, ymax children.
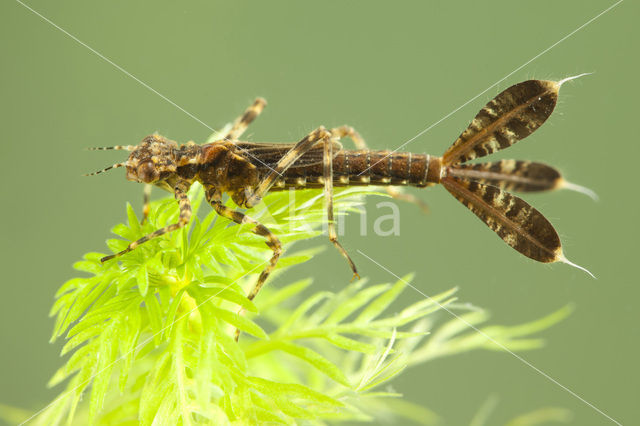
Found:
<box><xmin>101</xmin><ymin>181</ymin><xmax>192</xmax><ymax>262</ymax></box>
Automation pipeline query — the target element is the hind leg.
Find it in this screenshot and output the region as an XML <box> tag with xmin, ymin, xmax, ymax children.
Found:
<box><xmin>323</xmin><ymin>129</ymin><xmax>359</xmax><ymax>279</ymax></box>
<box><xmin>244</xmin><ymin>126</ymin><xmax>334</xmax><ymax>208</ymax></box>
<box><xmin>243</xmin><ymin>127</ymin><xmax>360</xmax><ymax>279</ymax></box>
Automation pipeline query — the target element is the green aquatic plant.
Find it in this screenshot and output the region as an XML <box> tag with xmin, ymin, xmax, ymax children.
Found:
<box><xmin>20</xmin><ymin>183</ymin><xmax>571</xmax><ymax>425</ymax></box>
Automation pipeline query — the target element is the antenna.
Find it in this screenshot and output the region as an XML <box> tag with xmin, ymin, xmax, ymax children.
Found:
<box><xmin>84</xmin><ymin>162</ymin><xmax>127</xmax><ymax>176</ymax></box>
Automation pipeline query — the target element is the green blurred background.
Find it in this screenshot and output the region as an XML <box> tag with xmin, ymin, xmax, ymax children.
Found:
<box><xmin>1</xmin><ymin>1</ymin><xmax>637</xmax><ymax>424</ymax></box>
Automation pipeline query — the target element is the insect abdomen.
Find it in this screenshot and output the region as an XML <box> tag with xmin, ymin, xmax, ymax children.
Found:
<box><xmin>276</xmin><ymin>150</ymin><xmax>440</xmax><ymax>189</ymax></box>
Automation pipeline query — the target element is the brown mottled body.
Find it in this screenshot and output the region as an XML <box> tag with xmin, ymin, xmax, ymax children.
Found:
<box><xmin>91</xmin><ymin>78</ymin><xmax>592</xmax><ymax>336</ymax></box>
<box><xmin>272</xmin><ymin>151</ymin><xmax>436</xmax><ymax>189</ymax></box>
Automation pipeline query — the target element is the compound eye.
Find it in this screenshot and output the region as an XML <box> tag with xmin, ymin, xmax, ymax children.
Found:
<box><xmin>137</xmin><ymin>161</ymin><xmax>159</xmax><ymax>183</ymax></box>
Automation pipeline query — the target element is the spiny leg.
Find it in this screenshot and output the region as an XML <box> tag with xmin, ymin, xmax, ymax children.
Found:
<box><xmin>331</xmin><ymin>125</ymin><xmax>430</xmax><ymax>213</ymax></box>
<box><xmin>223</xmin><ymin>98</ymin><xmax>267</xmax><ymax>141</ymax></box>
<box><xmin>206</xmin><ymin>188</ymin><xmax>282</xmax><ymax>340</ymax></box>
<box><xmin>141</xmin><ymin>183</ymin><xmax>152</xmax><ymax>224</ymax></box>
<box><xmin>101</xmin><ymin>181</ymin><xmax>192</xmax><ymax>262</ymax></box>
<box><xmin>244</xmin><ymin>126</ymin><xmax>333</xmax><ymax>208</ymax></box>
<box><xmin>323</xmin><ymin>130</ymin><xmax>359</xmax><ymax>280</ymax></box>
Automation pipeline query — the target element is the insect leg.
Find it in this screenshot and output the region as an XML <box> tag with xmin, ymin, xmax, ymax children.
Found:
<box><xmin>206</xmin><ymin>188</ymin><xmax>282</xmax><ymax>340</ymax></box>
<box><xmin>141</xmin><ymin>183</ymin><xmax>152</xmax><ymax>224</ymax></box>
<box><xmin>101</xmin><ymin>181</ymin><xmax>192</xmax><ymax>262</ymax></box>
<box><xmin>330</xmin><ymin>125</ymin><xmax>367</xmax><ymax>150</ymax></box>
<box><xmin>244</xmin><ymin>126</ymin><xmax>332</xmax><ymax>208</ymax></box>
<box><xmin>206</xmin><ymin>188</ymin><xmax>282</xmax><ymax>301</ymax></box>
<box><xmin>331</xmin><ymin>125</ymin><xmax>430</xmax><ymax>213</ymax></box>
<box><xmin>323</xmin><ymin>130</ymin><xmax>359</xmax><ymax>280</ymax></box>
<box><xmin>223</xmin><ymin>98</ymin><xmax>267</xmax><ymax>141</ymax></box>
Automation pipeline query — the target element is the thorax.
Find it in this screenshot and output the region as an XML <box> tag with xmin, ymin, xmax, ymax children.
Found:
<box><xmin>197</xmin><ymin>141</ymin><xmax>260</xmax><ymax>205</ymax></box>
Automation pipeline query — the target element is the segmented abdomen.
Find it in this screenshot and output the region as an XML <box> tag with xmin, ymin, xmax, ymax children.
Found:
<box><xmin>272</xmin><ymin>150</ymin><xmax>439</xmax><ymax>189</ymax></box>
